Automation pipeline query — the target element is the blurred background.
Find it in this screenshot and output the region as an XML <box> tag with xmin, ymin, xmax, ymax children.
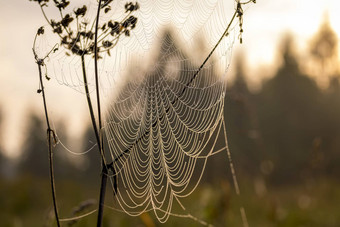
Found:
<box><xmin>1</xmin><ymin>0</ymin><xmax>340</xmax><ymax>226</ymax></box>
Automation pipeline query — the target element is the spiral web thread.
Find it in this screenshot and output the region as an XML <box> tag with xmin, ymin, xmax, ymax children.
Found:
<box><xmin>36</xmin><ymin>0</ymin><xmax>250</xmax><ymax>224</ymax></box>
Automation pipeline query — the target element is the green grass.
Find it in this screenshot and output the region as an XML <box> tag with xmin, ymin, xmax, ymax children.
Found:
<box><xmin>1</xmin><ymin>175</ymin><xmax>339</xmax><ymax>226</ymax></box>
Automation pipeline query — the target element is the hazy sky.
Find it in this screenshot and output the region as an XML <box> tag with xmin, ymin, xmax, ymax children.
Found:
<box><xmin>0</xmin><ymin>0</ymin><xmax>339</xmax><ymax>157</ymax></box>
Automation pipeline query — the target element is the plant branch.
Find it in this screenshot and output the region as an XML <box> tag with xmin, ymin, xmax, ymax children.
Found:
<box><xmin>39</xmin><ymin>5</ymin><xmax>52</xmax><ymax>26</ymax></box>
<box><xmin>80</xmin><ymin>53</ymin><xmax>108</xmax><ymax>227</ymax></box>
<box><xmin>95</xmin><ymin>2</ymin><xmax>103</xmax><ymax>145</ymax></box>
<box><xmin>96</xmin><ymin>11</ymin><xmax>132</xmax><ymax>43</ymax></box>
<box><xmin>33</xmin><ymin>27</ymin><xmax>60</xmax><ymax>226</ymax></box>
<box><xmin>81</xmin><ymin>55</ymin><xmax>101</xmax><ymax>147</ymax></box>
<box><xmin>37</xmin><ymin>59</ymin><xmax>60</xmax><ymax>227</ymax></box>
<box><xmin>93</xmin><ymin>1</ymin><xmax>109</xmax><ymax>227</ymax></box>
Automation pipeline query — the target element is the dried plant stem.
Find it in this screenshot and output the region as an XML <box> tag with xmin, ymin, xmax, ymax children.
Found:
<box><xmin>80</xmin><ymin>52</ymin><xmax>107</xmax><ymax>227</ymax></box>
<box><xmin>81</xmin><ymin>55</ymin><xmax>101</xmax><ymax>146</ymax></box>
<box><xmin>94</xmin><ymin>0</ymin><xmax>103</xmax><ymax>132</ymax></box>
<box><xmin>97</xmin><ymin>167</ymin><xmax>108</xmax><ymax>227</ymax></box>
<box><xmin>37</xmin><ymin>63</ymin><xmax>61</xmax><ymax>227</ymax></box>
<box><xmin>93</xmin><ymin>1</ymin><xmax>109</xmax><ymax>227</ymax></box>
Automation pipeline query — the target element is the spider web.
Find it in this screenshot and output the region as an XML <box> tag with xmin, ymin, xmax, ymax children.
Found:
<box><xmin>102</xmin><ymin>0</ymin><xmax>238</xmax><ymax>223</ymax></box>
<box><xmin>105</xmin><ymin>31</ymin><xmax>229</xmax><ymax>222</ymax></box>
<box><xmin>36</xmin><ymin>0</ymin><xmax>246</xmax><ymax>224</ymax></box>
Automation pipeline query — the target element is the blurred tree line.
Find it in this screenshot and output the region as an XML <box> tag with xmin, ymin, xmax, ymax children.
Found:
<box><xmin>224</xmin><ymin>18</ymin><xmax>340</xmax><ymax>184</ymax></box>
<box><xmin>0</xmin><ymin>18</ymin><xmax>339</xmax><ymax>188</ymax></box>
<box><xmin>0</xmin><ymin>17</ymin><xmax>339</xmax><ymax>227</ymax></box>
<box><xmin>16</xmin><ymin>114</ymin><xmax>102</xmax><ymax>183</ymax></box>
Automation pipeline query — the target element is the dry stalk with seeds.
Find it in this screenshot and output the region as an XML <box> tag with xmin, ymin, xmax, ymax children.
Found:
<box><xmin>30</xmin><ymin>0</ymin><xmax>139</xmax><ymax>226</ymax></box>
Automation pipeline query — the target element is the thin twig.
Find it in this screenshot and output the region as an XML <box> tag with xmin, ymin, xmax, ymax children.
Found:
<box><xmin>34</xmin><ymin>44</ymin><xmax>60</xmax><ymax>227</ymax></box>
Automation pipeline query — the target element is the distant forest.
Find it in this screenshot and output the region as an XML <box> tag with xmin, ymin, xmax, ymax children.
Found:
<box><xmin>0</xmin><ymin>18</ymin><xmax>339</xmax><ymax>187</ymax></box>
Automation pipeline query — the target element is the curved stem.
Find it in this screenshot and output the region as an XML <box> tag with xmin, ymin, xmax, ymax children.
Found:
<box><xmin>38</xmin><ymin>63</ymin><xmax>61</xmax><ymax>227</ymax></box>
<box><xmin>38</xmin><ymin>5</ymin><xmax>65</xmax><ymax>42</ymax></box>
<box><xmin>39</xmin><ymin>5</ymin><xmax>51</xmax><ymax>26</ymax></box>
